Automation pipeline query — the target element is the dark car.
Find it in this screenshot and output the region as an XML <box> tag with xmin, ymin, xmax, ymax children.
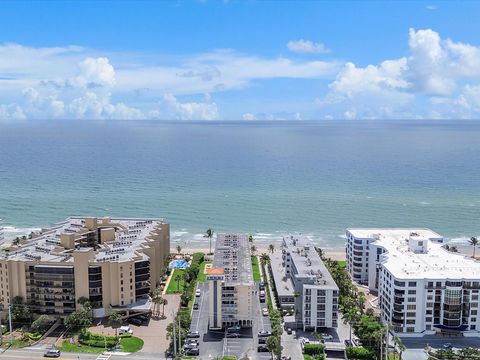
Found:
<box><xmin>258</xmin><ymin>345</ymin><xmax>269</xmax><ymax>352</ymax></box>
<box><xmin>193</xmin><ymin>302</ymin><xmax>199</xmax><ymax>310</ymax></box>
<box><xmin>259</xmin><ymin>281</ymin><xmax>265</xmax><ymax>290</ymax></box>
<box><xmin>258</xmin><ymin>337</ymin><xmax>267</xmax><ymax>344</ymax></box>
<box><xmin>258</xmin><ymin>330</ymin><xmax>272</xmax><ymax>337</ymax></box>
<box><xmin>286</xmin><ymin>327</ymin><xmax>292</xmax><ymax>335</ymax></box>
<box><xmin>188</xmin><ymin>331</ymin><xmax>200</xmax><ymax>338</ymax></box>
<box><xmin>183</xmin><ymin>343</ymin><xmax>198</xmax><ymax>350</ymax></box>
<box><xmin>44</xmin><ymin>349</ymin><xmax>61</xmax><ymax>358</ymax></box>
<box><xmin>128</xmin><ymin>317</ymin><xmax>143</xmax><ymax>326</ymax></box>
<box><xmin>185</xmin><ymin>348</ymin><xmax>200</xmax><ymax>356</ymax></box>
<box><xmin>137</xmin><ymin>314</ymin><xmax>150</xmax><ymax>322</ymax></box>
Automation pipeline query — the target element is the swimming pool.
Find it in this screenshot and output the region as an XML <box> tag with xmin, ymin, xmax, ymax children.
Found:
<box><xmin>169</xmin><ymin>259</ymin><xmax>189</xmax><ymax>269</ymax></box>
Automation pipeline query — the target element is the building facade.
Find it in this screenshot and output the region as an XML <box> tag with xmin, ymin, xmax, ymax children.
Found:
<box><xmin>207</xmin><ymin>234</ymin><xmax>254</xmax><ymax>330</ymax></box>
<box><xmin>347</xmin><ymin>229</ymin><xmax>480</xmax><ymax>336</ymax></box>
<box><xmin>279</xmin><ymin>235</ymin><xmax>339</xmax><ymax>331</ymax></box>
<box><xmin>0</xmin><ymin>216</ymin><xmax>170</xmax><ymax>317</ymax></box>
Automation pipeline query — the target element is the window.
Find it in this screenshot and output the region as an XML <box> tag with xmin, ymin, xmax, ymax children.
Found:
<box><xmin>408</xmin><ymin>290</ymin><xmax>416</xmax><ymax>295</ymax></box>
<box><xmin>408</xmin><ymin>281</ymin><xmax>417</xmax><ymax>287</ymax></box>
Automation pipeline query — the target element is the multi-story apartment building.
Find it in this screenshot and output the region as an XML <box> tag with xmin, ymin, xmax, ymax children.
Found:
<box><xmin>207</xmin><ymin>234</ymin><xmax>254</xmax><ymax>330</ymax></box>
<box><xmin>347</xmin><ymin>229</ymin><xmax>480</xmax><ymax>336</ymax></box>
<box><xmin>0</xmin><ymin>216</ymin><xmax>170</xmax><ymax>318</ymax></box>
<box><xmin>280</xmin><ymin>235</ymin><xmax>339</xmax><ymax>331</ymax></box>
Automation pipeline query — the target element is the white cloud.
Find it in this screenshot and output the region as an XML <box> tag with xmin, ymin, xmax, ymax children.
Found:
<box><xmin>287</xmin><ymin>39</ymin><xmax>330</xmax><ymax>54</ymax></box>
<box><xmin>316</xmin><ymin>28</ymin><xmax>480</xmax><ymax>119</ymax></box>
<box><xmin>425</xmin><ymin>5</ymin><xmax>437</xmax><ymax>10</ymax></box>
<box><xmin>148</xmin><ymin>94</ymin><xmax>218</xmax><ymax>120</ymax></box>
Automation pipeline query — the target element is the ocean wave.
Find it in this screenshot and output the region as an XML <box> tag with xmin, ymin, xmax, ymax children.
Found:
<box><xmin>0</xmin><ymin>225</ymin><xmax>42</xmax><ymax>240</ymax></box>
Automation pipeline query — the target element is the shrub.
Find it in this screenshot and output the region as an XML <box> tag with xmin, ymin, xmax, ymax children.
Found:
<box><xmin>346</xmin><ymin>346</ymin><xmax>374</xmax><ymax>360</ymax></box>
<box><xmin>303</xmin><ymin>343</ymin><xmax>325</xmax><ymax>356</ymax></box>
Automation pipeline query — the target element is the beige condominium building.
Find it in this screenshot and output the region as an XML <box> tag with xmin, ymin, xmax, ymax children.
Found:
<box><xmin>0</xmin><ymin>216</ymin><xmax>170</xmax><ymax>318</ymax></box>
<box><xmin>207</xmin><ymin>233</ymin><xmax>254</xmax><ymax>330</ymax></box>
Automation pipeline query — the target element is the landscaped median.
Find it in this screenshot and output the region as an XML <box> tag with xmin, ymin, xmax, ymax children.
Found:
<box><xmin>251</xmin><ymin>255</ymin><xmax>261</xmax><ymax>282</ymax></box>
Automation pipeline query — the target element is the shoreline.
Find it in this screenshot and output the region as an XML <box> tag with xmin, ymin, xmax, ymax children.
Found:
<box><xmin>175</xmin><ymin>245</ymin><xmax>347</xmax><ymax>261</ymax></box>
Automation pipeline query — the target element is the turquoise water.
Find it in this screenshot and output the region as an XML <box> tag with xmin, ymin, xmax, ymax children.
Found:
<box><xmin>0</xmin><ymin>120</ymin><xmax>479</xmax><ymax>249</ymax></box>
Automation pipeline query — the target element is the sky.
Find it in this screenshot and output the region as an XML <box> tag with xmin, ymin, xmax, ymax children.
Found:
<box><xmin>1</xmin><ymin>0</ymin><xmax>480</xmax><ymax>120</ymax></box>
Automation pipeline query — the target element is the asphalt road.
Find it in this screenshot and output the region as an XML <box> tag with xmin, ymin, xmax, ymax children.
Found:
<box><xmin>0</xmin><ymin>348</ymin><xmax>170</xmax><ymax>360</ymax></box>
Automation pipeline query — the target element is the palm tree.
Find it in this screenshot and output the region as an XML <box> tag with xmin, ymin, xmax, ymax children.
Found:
<box><xmin>161</xmin><ymin>297</ymin><xmax>168</xmax><ymax>317</ymax></box>
<box><xmin>176</xmin><ymin>245</ymin><xmax>182</xmax><ymax>255</ymax></box>
<box><xmin>204</xmin><ymin>228</ymin><xmax>214</xmax><ymax>254</ymax></box>
<box><xmin>343</xmin><ymin>308</ymin><xmax>358</xmax><ymax>341</ymax></box>
<box><xmin>260</xmin><ymin>253</ymin><xmax>269</xmax><ymax>266</ymax></box>
<box><xmin>393</xmin><ymin>336</ymin><xmax>406</xmax><ymax>359</ymax></box>
<box><xmin>444</xmin><ymin>244</ymin><xmax>459</xmax><ymax>253</ymax></box>
<box><xmin>108</xmin><ymin>311</ymin><xmax>122</xmax><ymax>345</ymax></box>
<box><xmin>251</xmin><ymin>245</ymin><xmax>257</xmax><ymax>255</ymax></box>
<box><xmin>248</xmin><ymin>235</ymin><xmax>254</xmax><ymax>243</ymax></box>
<box><xmin>268</xmin><ymin>244</ymin><xmax>275</xmax><ymax>254</ymax></box>
<box><xmin>470</xmin><ymin>236</ymin><xmax>478</xmax><ymax>258</ymax></box>
<box><xmin>175</xmin><ymin>274</ymin><xmax>182</xmax><ymax>293</ymax></box>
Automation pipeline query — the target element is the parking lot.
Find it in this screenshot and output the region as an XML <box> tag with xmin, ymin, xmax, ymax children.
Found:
<box><xmin>189</xmin><ymin>281</ymin><xmax>272</xmax><ymax>359</ymax></box>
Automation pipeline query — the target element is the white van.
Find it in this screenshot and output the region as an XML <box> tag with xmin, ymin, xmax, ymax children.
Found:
<box><xmin>119</xmin><ymin>326</ymin><xmax>133</xmax><ymax>335</ymax></box>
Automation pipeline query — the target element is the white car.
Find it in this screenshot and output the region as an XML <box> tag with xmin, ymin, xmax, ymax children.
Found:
<box><xmin>262</xmin><ymin>308</ymin><xmax>269</xmax><ymax>316</ymax></box>
<box><xmin>195</xmin><ymin>289</ymin><xmax>201</xmax><ymax>297</ymax></box>
<box><xmin>119</xmin><ymin>326</ymin><xmax>133</xmax><ymax>335</ymax></box>
<box><xmin>321</xmin><ymin>333</ymin><xmax>333</xmax><ymax>341</ymax></box>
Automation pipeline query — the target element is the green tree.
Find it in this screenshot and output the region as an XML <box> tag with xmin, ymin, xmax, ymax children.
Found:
<box><xmin>248</xmin><ymin>235</ymin><xmax>254</xmax><ymax>243</ymax></box>
<box><xmin>251</xmin><ymin>245</ymin><xmax>257</xmax><ymax>255</ymax></box>
<box><xmin>204</xmin><ymin>228</ymin><xmax>214</xmax><ymax>254</ymax></box>
<box><xmin>31</xmin><ymin>314</ymin><xmax>51</xmax><ymax>332</ymax></box>
<box><xmin>175</xmin><ymin>274</ymin><xmax>182</xmax><ymax>292</ymax></box>
<box><xmin>266</xmin><ymin>335</ymin><xmax>281</xmax><ymax>358</ymax></box>
<box><xmin>470</xmin><ymin>236</ymin><xmax>478</xmax><ymax>258</ymax></box>
<box><xmin>393</xmin><ymin>336</ymin><xmax>406</xmax><ymax>359</ymax></box>
<box><xmin>10</xmin><ymin>296</ymin><xmax>32</xmax><ymax>326</ymax></box>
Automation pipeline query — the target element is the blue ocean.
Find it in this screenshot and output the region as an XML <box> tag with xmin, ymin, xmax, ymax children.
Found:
<box><xmin>0</xmin><ymin>120</ymin><xmax>479</xmax><ymax>250</ymax></box>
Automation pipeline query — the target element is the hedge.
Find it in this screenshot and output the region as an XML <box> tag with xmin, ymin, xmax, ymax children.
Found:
<box><xmin>303</xmin><ymin>343</ymin><xmax>325</xmax><ymax>355</ymax></box>
<box><xmin>346</xmin><ymin>346</ymin><xmax>374</xmax><ymax>359</ymax></box>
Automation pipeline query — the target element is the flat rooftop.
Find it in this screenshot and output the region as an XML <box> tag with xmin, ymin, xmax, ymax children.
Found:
<box><xmin>212</xmin><ymin>233</ymin><xmax>253</xmax><ymax>285</ymax></box>
<box><xmin>2</xmin><ymin>216</ymin><xmax>166</xmax><ymax>263</ymax></box>
<box><xmin>283</xmin><ymin>235</ymin><xmax>338</xmax><ymax>290</ymax></box>
<box><xmin>348</xmin><ymin>228</ymin><xmax>480</xmax><ymax>280</ymax></box>
<box><xmin>270</xmin><ymin>253</ymin><xmax>294</xmax><ymax>297</ymax></box>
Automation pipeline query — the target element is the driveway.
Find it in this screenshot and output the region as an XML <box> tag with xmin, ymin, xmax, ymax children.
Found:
<box><xmin>89</xmin><ymin>294</ymin><xmax>180</xmax><ymax>354</ymax></box>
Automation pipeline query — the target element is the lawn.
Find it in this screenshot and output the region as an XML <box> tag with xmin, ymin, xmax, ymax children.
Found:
<box><xmin>166</xmin><ymin>269</ymin><xmax>187</xmax><ymax>294</ymax></box>
<box><xmin>59</xmin><ymin>340</ymin><xmax>105</xmax><ymax>354</ymax></box>
<box><xmin>120</xmin><ymin>336</ymin><xmax>144</xmax><ymax>352</ymax></box>
<box><xmin>197</xmin><ymin>261</ymin><xmax>211</xmax><ymax>282</ymax></box>
<box><xmin>251</xmin><ymin>256</ymin><xmax>261</xmax><ymax>282</ymax></box>
<box><xmin>337</xmin><ymin>260</ymin><xmax>347</xmax><ymax>268</ymax></box>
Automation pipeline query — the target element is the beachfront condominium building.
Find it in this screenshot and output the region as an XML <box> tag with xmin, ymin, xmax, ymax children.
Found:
<box><xmin>207</xmin><ymin>234</ymin><xmax>254</xmax><ymax>330</ymax></box>
<box><xmin>347</xmin><ymin>229</ymin><xmax>480</xmax><ymax>336</ymax></box>
<box><xmin>278</xmin><ymin>235</ymin><xmax>339</xmax><ymax>331</ymax></box>
<box><xmin>0</xmin><ymin>216</ymin><xmax>170</xmax><ymax>318</ymax></box>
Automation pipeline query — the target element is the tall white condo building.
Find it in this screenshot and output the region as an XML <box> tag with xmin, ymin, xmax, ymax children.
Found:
<box><xmin>347</xmin><ymin>229</ymin><xmax>480</xmax><ymax>337</ymax></box>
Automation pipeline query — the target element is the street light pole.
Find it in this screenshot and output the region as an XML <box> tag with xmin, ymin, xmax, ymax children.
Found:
<box><xmin>8</xmin><ymin>305</ymin><xmax>13</xmax><ymax>343</ymax></box>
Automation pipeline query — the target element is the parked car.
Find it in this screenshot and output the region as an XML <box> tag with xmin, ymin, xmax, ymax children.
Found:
<box><xmin>227</xmin><ymin>325</ymin><xmax>241</xmax><ymax>333</ymax></box>
<box><xmin>320</xmin><ymin>333</ymin><xmax>333</xmax><ymax>341</ymax></box>
<box><xmin>195</xmin><ymin>289</ymin><xmax>201</xmax><ymax>297</ymax></box>
<box><xmin>188</xmin><ymin>331</ymin><xmax>200</xmax><ymax>338</ymax></box>
<box><xmin>184</xmin><ymin>343</ymin><xmax>198</xmax><ymax>350</ymax></box>
<box><xmin>44</xmin><ymin>349</ymin><xmax>61</xmax><ymax>358</ymax></box>
<box><xmin>257</xmin><ymin>345</ymin><xmax>269</xmax><ymax>352</ymax></box>
<box><xmin>258</xmin><ymin>330</ymin><xmax>272</xmax><ymax>337</ymax></box>
<box><xmin>258</xmin><ymin>337</ymin><xmax>266</xmax><ymax>344</ymax></box>
<box><xmin>136</xmin><ymin>314</ymin><xmax>150</xmax><ymax>322</ymax></box>
<box><xmin>286</xmin><ymin>327</ymin><xmax>292</xmax><ymax>335</ymax></box>
<box><xmin>300</xmin><ymin>337</ymin><xmax>310</xmax><ymax>344</ymax></box>
<box><xmin>119</xmin><ymin>326</ymin><xmax>133</xmax><ymax>335</ymax></box>
<box><xmin>185</xmin><ymin>347</ymin><xmax>200</xmax><ymax>356</ymax></box>
<box><xmin>128</xmin><ymin>317</ymin><xmax>143</xmax><ymax>326</ymax></box>
<box><xmin>186</xmin><ymin>339</ymin><xmax>199</xmax><ymax>345</ymax></box>
<box><xmin>193</xmin><ymin>302</ymin><xmax>199</xmax><ymax>310</ymax></box>
<box><xmin>259</xmin><ymin>281</ymin><xmax>265</xmax><ymax>290</ymax></box>
<box><xmin>262</xmin><ymin>308</ymin><xmax>269</xmax><ymax>316</ymax></box>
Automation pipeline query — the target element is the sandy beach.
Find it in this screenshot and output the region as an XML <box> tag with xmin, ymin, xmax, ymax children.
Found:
<box><xmin>174</xmin><ymin>244</ymin><xmax>347</xmax><ymax>261</ymax></box>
